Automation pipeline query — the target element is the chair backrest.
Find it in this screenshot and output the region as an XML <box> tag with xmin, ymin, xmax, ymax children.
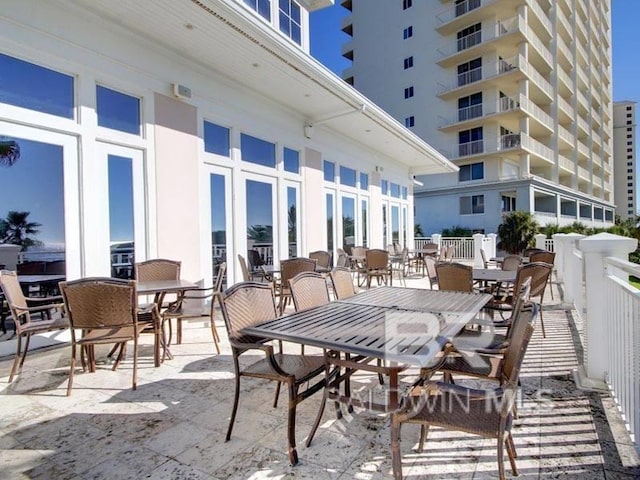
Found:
<box><xmin>351</xmin><ymin>246</ymin><xmax>367</xmax><ymax>258</ymax></box>
<box><xmin>423</xmin><ymin>242</ymin><xmax>439</xmax><ymax>251</ymax></box>
<box><xmin>424</xmin><ymin>256</ymin><xmax>438</xmax><ymax>289</ymax></box>
<box><xmin>214</xmin><ymin>262</ymin><xmax>227</xmax><ymax>293</ymax></box>
<box><xmin>60</xmin><ymin>277</ymin><xmax>137</xmax><ymax>330</ymax></box>
<box><xmin>529</xmin><ymin>250</ymin><xmax>555</xmax><ymax>265</ymax></box>
<box><xmin>220</xmin><ymin>282</ymin><xmax>277</xmax><ymax>343</ymax></box>
<box><xmin>386</xmin><ymin>244</ymin><xmax>396</xmax><ymax>255</ymax></box>
<box><xmin>289</xmin><ymin>271</ymin><xmax>330</xmax><ymax>311</ymax></box>
<box><xmin>280</xmin><ymin>257</ymin><xmax>317</xmax><ymax>288</ymax></box>
<box><xmin>435</xmin><ymin>262</ymin><xmax>473</xmax><ymax>293</ymax></box>
<box><xmin>501</xmin><ymin>302</ymin><xmax>538</xmax><ymax>387</ymax></box>
<box><xmin>501</xmin><ymin>254</ymin><xmax>522</xmax><ymax>271</ymax></box>
<box><xmin>309</xmin><ymin>250</ymin><xmax>331</xmax><ymax>269</ymax></box>
<box><xmin>515</xmin><ymin>261</ymin><xmax>553</xmax><ymax>299</ymax></box>
<box><xmin>480</xmin><ymin>248</ymin><xmax>489</xmax><ymax>269</ymax></box>
<box><xmin>247</xmin><ymin>249</ymin><xmax>264</xmax><ymax>269</ymax></box>
<box><xmin>523</xmin><ymin>247</ymin><xmax>546</xmax><ymax>258</ymax></box>
<box><xmin>335</xmin><ymin>252</ymin><xmax>349</xmax><ymax>268</ymax></box>
<box><xmin>237</xmin><ymin>254</ymin><xmax>251</xmax><ymax>282</ymax></box>
<box><xmin>330</xmin><ymin>267</ymin><xmax>356</xmax><ymax>299</ymax></box>
<box><xmin>438</xmin><ymin>245</ymin><xmax>447</xmax><ymax>261</ymax></box>
<box><xmin>365</xmin><ymin>249</ymin><xmax>389</xmax><ymax>270</ymax></box>
<box><xmin>0</xmin><ymin>270</ymin><xmax>30</xmax><ymax>320</ymax></box>
<box><xmin>444</xmin><ymin>245</ymin><xmax>455</xmax><ymax>261</ymax></box>
<box><xmin>135</xmin><ymin>259</ymin><xmax>181</xmax><ymax>281</ymax></box>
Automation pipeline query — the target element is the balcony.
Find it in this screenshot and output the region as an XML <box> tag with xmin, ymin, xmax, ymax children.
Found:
<box><xmin>578</xmin><ymin>164</ymin><xmax>590</xmax><ymax>181</ymax></box>
<box><xmin>519</xmin><ymin>61</ymin><xmax>553</xmax><ymax>101</ymax></box>
<box><xmin>341</xmin><ymin>40</ymin><xmax>353</xmax><ymax>61</ymax></box>
<box><xmin>436</xmin><ymin>55</ymin><xmax>519</xmax><ymax>97</ymax></box>
<box><xmin>558</xmin><ymin>124</ymin><xmax>574</xmax><ymax>147</ymax></box>
<box><xmin>557</xmin><ymin>95</ymin><xmax>573</xmax><ymax>120</ymax></box>
<box><xmin>557</xmin><ymin>65</ymin><xmax>574</xmax><ymax>94</ymax></box>
<box><xmin>438</xmin><ymin>95</ymin><xmax>523</xmax><ymax>130</ymax></box>
<box><xmin>340</xmin><ymin>15</ymin><xmax>352</xmax><ymax>36</ymax></box>
<box><xmin>558</xmin><ymin>153</ymin><xmax>574</xmax><ymax>173</ymax></box>
<box><xmin>522</xmin><ymin>20</ymin><xmax>553</xmax><ymax>68</ymax></box>
<box><xmin>557</xmin><ymin>36</ymin><xmax>573</xmax><ymax>67</ymax></box>
<box><xmin>525</xmin><ymin>0</ymin><xmax>552</xmax><ymax>34</ymax></box>
<box><xmin>556</xmin><ymin>6</ymin><xmax>572</xmax><ymax>35</ymax></box>
<box><xmin>577</xmin><ymin>140</ymin><xmax>590</xmax><ymax>160</ymax></box>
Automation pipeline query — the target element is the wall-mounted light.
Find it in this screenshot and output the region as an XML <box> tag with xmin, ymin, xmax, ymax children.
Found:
<box><xmin>412</xmin><ymin>175</ymin><xmax>424</xmax><ymax>187</ymax></box>
<box><xmin>303</xmin><ymin>124</ymin><xmax>313</xmax><ymax>139</ymax></box>
<box><xmin>375</xmin><ymin>166</ymin><xmax>384</xmax><ymax>173</ymax></box>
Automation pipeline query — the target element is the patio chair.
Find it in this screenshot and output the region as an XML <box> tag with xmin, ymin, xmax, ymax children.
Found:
<box><xmin>390</xmin><ymin>303</ymin><xmax>539</xmax><ymax>480</ymax></box>
<box><xmin>501</xmin><ymin>254</ymin><xmax>522</xmax><ymax>271</ymax></box>
<box><xmin>444</xmin><ymin>244</ymin><xmax>455</xmax><ymax>262</ymax></box>
<box><xmin>309</xmin><ymin>250</ymin><xmax>331</xmax><ymax>272</ymax></box>
<box><xmin>390</xmin><ymin>247</ymin><xmax>408</xmax><ymax>286</ymax></box>
<box><xmin>59</xmin><ymin>277</ymin><xmax>149</xmax><ymax>395</ymax></box>
<box><xmin>161</xmin><ymin>262</ymin><xmax>226</xmax><ymax>354</ymax></box>
<box><xmin>487</xmin><ymin>262</ymin><xmax>552</xmax><ymax>338</ymax></box>
<box><xmin>220</xmin><ymin>281</ymin><xmax>327</xmax><ymax>466</ymax></box>
<box><xmin>435</xmin><ymin>262</ymin><xmax>473</xmax><ymax>293</ymax></box>
<box><xmin>0</xmin><ymin>270</ymin><xmax>68</xmax><ymax>383</ymax></box>
<box><xmin>237</xmin><ymin>254</ymin><xmax>264</xmax><ymax>282</ymax></box>
<box><xmin>329</xmin><ymin>267</ymin><xmax>356</xmax><ymax>299</ymax></box>
<box><xmin>335</xmin><ymin>252</ymin><xmax>349</xmax><ymax>268</ymax></box>
<box><xmin>423</xmin><ymin>256</ymin><xmax>438</xmax><ymax>290</ymax></box>
<box><xmin>364</xmin><ymin>249</ymin><xmax>392</xmax><ymax>288</ymax></box>
<box><xmin>350</xmin><ymin>246</ymin><xmax>368</xmax><ymax>286</ymax></box>
<box><xmin>289</xmin><ymin>271</ymin><xmax>331</xmax><ymax>355</ymax></box>
<box><xmin>276</xmin><ymin>257</ymin><xmax>317</xmax><ymax>314</ymax></box>
<box><xmin>523</xmin><ymin>247</ymin><xmax>546</xmax><ymax>257</ymax></box>
<box><xmin>528</xmin><ymin>250</ymin><xmax>556</xmax><ymax>299</ymax></box>
<box><xmin>437</xmin><ymin>245</ymin><xmax>448</xmax><ymax>262</ymax></box>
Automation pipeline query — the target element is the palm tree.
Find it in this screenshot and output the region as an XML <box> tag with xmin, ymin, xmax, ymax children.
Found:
<box><xmin>0</xmin><ymin>140</ymin><xmax>20</xmax><ymax>167</ymax></box>
<box><xmin>496</xmin><ymin>211</ymin><xmax>539</xmax><ymax>254</ymax></box>
<box><xmin>0</xmin><ymin>211</ymin><xmax>42</xmax><ymax>251</ymax></box>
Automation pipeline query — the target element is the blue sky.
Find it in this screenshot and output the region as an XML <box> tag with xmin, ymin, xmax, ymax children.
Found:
<box><xmin>310</xmin><ymin>1</ymin><xmax>639</xmax><ymax>104</ymax></box>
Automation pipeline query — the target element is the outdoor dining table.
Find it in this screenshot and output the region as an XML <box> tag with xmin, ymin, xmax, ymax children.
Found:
<box><xmin>18</xmin><ymin>274</ymin><xmax>66</xmax><ymax>296</ymax></box>
<box><xmin>241</xmin><ymin>286</ymin><xmax>492</xmax><ymax>413</ymax></box>
<box><xmin>472</xmin><ymin>268</ymin><xmax>517</xmax><ymax>283</ymax></box>
<box><xmin>136</xmin><ymin>278</ymin><xmax>198</xmax><ymax>364</ymax></box>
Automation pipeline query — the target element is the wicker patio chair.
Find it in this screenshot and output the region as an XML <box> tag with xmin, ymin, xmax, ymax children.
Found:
<box><xmin>522</xmin><ymin>247</ymin><xmax>546</xmax><ymax>257</ymax></box>
<box><xmin>59</xmin><ymin>277</ymin><xmax>148</xmax><ymax>396</ymax></box>
<box><xmin>237</xmin><ymin>254</ymin><xmax>263</xmax><ymax>282</ymax></box>
<box><xmin>424</xmin><ymin>256</ymin><xmax>438</xmax><ymax>290</ymax></box>
<box><xmin>0</xmin><ymin>270</ymin><xmax>68</xmax><ymax>383</ymax></box>
<box><xmin>364</xmin><ymin>248</ymin><xmax>391</xmax><ymax>288</ymax></box>
<box><xmin>350</xmin><ymin>246</ymin><xmax>368</xmax><ymax>286</ymax></box>
<box><xmin>390</xmin><ymin>303</ymin><xmax>539</xmax><ymax>480</ymax></box>
<box><xmin>220</xmin><ymin>281</ymin><xmax>327</xmax><ymax>466</ymax></box>
<box><xmin>435</xmin><ymin>262</ymin><xmax>473</xmax><ymax>293</ymax></box>
<box><xmin>161</xmin><ymin>262</ymin><xmax>226</xmax><ymax>354</ymax></box>
<box><xmin>528</xmin><ymin>250</ymin><xmax>556</xmax><ymax>299</ymax></box>
<box><xmin>309</xmin><ymin>250</ymin><xmax>331</xmax><ymax>272</ymax></box>
<box><xmin>501</xmin><ymin>254</ymin><xmax>522</xmax><ymax>271</ymax></box>
<box><xmin>277</xmin><ymin>257</ymin><xmax>317</xmax><ymax>314</ymax></box>
<box><xmin>444</xmin><ymin>244</ymin><xmax>455</xmax><ymax>262</ymax></box>
<box><xmin>329</xmin><ymin>267</ymin><xmax>356</xmax><ymax>300</ymax></box>
<box><xmin>289</xmin><ymin>271</ymin><xmax>331</xmax><ymax>355</ymax></box>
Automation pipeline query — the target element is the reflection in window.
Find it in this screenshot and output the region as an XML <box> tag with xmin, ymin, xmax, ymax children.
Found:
<box><xmin>287</xmin><ymin>186</ymin><xmax>298</xmax><ymax>257</ymax></box>
<box><xmin>284</xmin><ymin>147</ymin><xmax>299</xmax><ymax>174</ymax></box>
<box><xmin>0</xmin><ymin>54</ymin><xmax>74</xmax><ymax>119</ymax></box>
<box><xmin>402</xmin><ymin>186</ymin><xmax>408</xmax><ymax>200</ymax></box>
<box><xmin>210</xmin><ymin>174</ymin><xmax>227</xmax><ymax>268</ymax></box>
<box><xmin>244</xmin><ymin>0</ymin><xmax>271</xmax><ymax>20</ymax></box>
<box><xmin>340</xmin><ymin>166</ymin><xmax>357</xmax><ymax>187</ymax></box>
<box><xmin>0</xmin><ymin>137</ymin><xmax>65</xmax><ymax>270</ymax></box>
<box><xmin>381</xmin><ymin>179</ymin><xmax>388</xmax><ymax>195</ymax></box>
<box><xmin>246</xmin><ymin>180</ymin><xmax>273</xmax><ymax>254</ymax></box>
<box><xmin>324</xmin><ymin>160</ymin><xmax>335</xmax><ymax>182</ymax></box>
<box><xmin>402</xmin><ymin>207</ymin><xmax>408</xmax><ymax>247</ymax></box>
<box><xmin>326</xmin><ymin>193</ymin><xmax>334</xmax><ymax>251</ymax></box>
<box><xmin>361</xmin><ymin>200</ymin><xmax>368</xmax><ymax>247</ymax></box>
<box><xmin>97</xmin><ymin>86</ymin><xmax>141</xmax><ymax>135</ymax></box>
<box><xmin>279</xmin><ymin>0</ymin><xmax>301</xmax><ymax>45</ymax></box>
<box><xmin>391</xmin><ymin>206</ymin><xmax>400</xmax><ymax>244</ymax></box>
<box><xmin>382</xmin><ymin>204</ymin><xmax>387</xmax><ymax>247</ymax></box>
<box><xmin>204</xmin><ymin>121</ymin><xmax>230</xmax><ymax>156</ymax></box>
<box><xmin>342</xmin><ymin>197</ymin><xmax>355</xmax><ymax>251</ymax></box>
<box><xmin>241</xmin><ymin>133</ymin><xmax>276</xmax><ymax>168</ymax></box>
<box><xmin>360</xmin><ymin>172</ymin><xmax>369</xmax><ymax>190</ymax></box>
<box><xmin>108</xmin><ymin>155</ymin><xmax>134</xmax><ymax>278</ymax></box>
<box><xmin>390</xmin><ymin>183</ymin><xmax>401</xmax><ymax>198</ymax></box>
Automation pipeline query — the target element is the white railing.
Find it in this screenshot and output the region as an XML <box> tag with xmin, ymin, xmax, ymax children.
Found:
<box><xmin>558</xmin><ymin>154</ymin><xmax>574</xmax><ymax>173</ymax></box>
<box><xmin>558</xmin><ymin>95</ymin><xmax>573</xmax><ymax>116</ymax></box>
<box><xmin>458</xmin><ymin>104</ymin><xmax>483</xmax><ymax>122</ymax></box>
<box><xmin>520</xmin><ymin>61</ymin><xmax>553</xmax><ymax>99</ymax></box>
<box><xmin>435</xmin><ymin>0</ymin><xmax>483</xmax><ymax>24</ymax></box>
<box><xmin>521</xmin><ymin>133</ymin><xmax>554</xmax><ymax>164</ymax></box>
<box><xmin>457</xmin><ymin>139</ymin><xmax>484</xmax><ymax>157</ymax></box>
<box><xmin>558</xmin><ymin>125</ymin><xmax>573</xmax><ymax>145</ymax></box>
<box><xmin>525</xmin><ymin>0</ymin><xmax>552</xmax><ymax>33</ymax></box>
<box><xmin>557</xmin><ymin>64</ymin><xmax>573</xmax><ymax>92</ymax></box>
<box><xmin>604</xmin><ymin>257</ymin><xmax>640</xmax><ymax>448</ymax></box>
<box><xmin>441</xmin><ymin>237</ymin><xmax>475</xmax><ymax>260</ymax></box>
<box><xmin>413</xmin><ymin>237</ymin><xmax>433</xmax><ymax>249</ymax></box>
<box><xmin>437</xmin><ymin>55</ymin><xmax>518</xmax><ymax>94</ymax></box>
<box><xmin>519</xmin><ymin>95</ymin><xmax>553</xmax><ymax>129</ymax></box>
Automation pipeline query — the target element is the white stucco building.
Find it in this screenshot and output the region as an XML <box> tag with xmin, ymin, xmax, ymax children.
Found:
<box><xmin>340</xmin><ymin>0</ymin><xmax>615</xmax><ymax>234</ymax></box>
<box><xmin>0</xmin><ymin>0</ymin><xmax>455</xmax><ymax>286</ymax></box>
<box><xmin>612</xmin><ymin>101</ymin><xmax>637</xmax><ymax>221</ymax></box>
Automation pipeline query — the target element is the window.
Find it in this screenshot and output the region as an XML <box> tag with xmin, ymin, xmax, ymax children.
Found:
<box><xmin>628</xmin><ymin>120</ymin><xmax>633</xmax><ymax>125</ymax></box>
<box><xmin>96</xmin><ymin>86</ymin><xmax>140</xmax><ymax>135</ymax></box>
<box><xmin>381</xmin><ymin>180</ymin><xmax>389</xmax><ymax>195</ymax></box>
<box><xmin>402</xmin><ymin>186</ymin><xmax>408</xmax><ymax>199</ymax></box>
<box><xmin>204</xmin><ymin>121</ymin><xmax>230</xmax><ymax>156</ymax></box>
<box><xmin>404</xmin><ymin>86</ymin><xmax>414</xmax><ymax>99</ymax></box>
<box><xmin>360</xmin><ymin>172</ymin><xmax>369</xmax><ymax>190</ymax></box>
<box><xmin>403</xmin><ymin>26</ymin><xmax>413</xmax><ymax>39</ymax></box>
<box><xmin>0</xmin><ymin>53</ymin><xmax>74</xmax><ymax>119</ymax></box>
<box><xmin>456</xmin><ymin>0</ymin><xmax>481</xmax><ymax>17</ymax></box>
<box><xmin>458</xmin><ymin>127</ymin><xmax>483</xmax><ymax>156</ymax></box>
<box><xmin>279</xmin><ymin>0</ymin><xmax>301</xmax><ymax>45</ymax></box>
<box><xmin>501</xmin><ymin>195</ymin><xmax>516</xmax><ymax>212</ymax></box>
<box><xmin>457</xmin><ymin>23</ymin><xmax>481</xmax><ymax>51</ymax></box>
<box><xmin>459</xmin><ymin>162</ymin><xmax>484</xmax><ymax>181</ymax></box>
<box><xmin>390</xmin><ymin>183</ymin><xmax>401</xmax><ymax>198</ymax></box>
<box><xmin>628</xmin><ymin>141</ymin><xmax>633</xmax><ymax>146</ymax></box>
<box><xmin>628</xmin><ymin>127</ymin><xmax>633</xmax><ymax>132</ymax></box>
<box><xmin>323</xmin><ymin>160</ymin><xmax>335</xmax><ymax>182</ymax></box>
<box><xmin>283</xmin><ymin>147</ymin><xmax>299</xmax><ymax>173</ymax></box>
<box><xmin>403</xmin><ymin>0</ymin><xmax>412</xmax><ymax>9</ymax></box>
<box><xmin>241</xmin><ymin>133</ymin><xmax>276</xmax><ymax>168</ymax></box>
<box><xmin>340</xmin><ymin>166</ymin><xmax>357</xmax><ymax>187</ymax></box>
<box><xmin>627</xmin><ymin>134</ymin><xmax>633</xmax><ymax>139</ymax></box>
<box><xmin>627</xmin><ymin>113</ymin><xmax>633</xmax><ymax>118</ymax></box>
<box><xmin>326</xmin><ymin>193</ymin><xmax>335</xmax><ymax>251</ymax></box>
<box><xmin>244</xmin><ymin>0</ymin><xmax>271</xmax><ymax>20</ymax></box>
<box><xmin>342</xmin><ymin>196</ymin><xmax>355</xmax><ymax>252</ymax></box>
<box><xmin>460</xmin><ymin>194</ymin><xmax>484</xmax><ymax>214</ymax></box>
<box><xmin>627</xmin><ymin>106</ymin><xmax>633</xmax><ymax>111</ymax></box>
<box><xmin>457</xmin><ymin>58</ymin><xmax>482</xmax><ymax>86</ymax></box>
<box><xmin>405</xmin><ymin>116</ymin><xmax>415</xmax><ymax>127</ymax></box>
<box><xmin>458</xmin><ymin>92</ymin><xmax>483</xmax><ymax>121</ymax></box>
<box><xmin>403</xmin><ymin>56</ymin><xmax>414</xmax><ymax>69</ymax></box>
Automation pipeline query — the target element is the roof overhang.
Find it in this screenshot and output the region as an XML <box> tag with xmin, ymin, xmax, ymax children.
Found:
<box><xmin>65</xmin><ymin>0</ymin><xmax>455</xmax><ymax>175</ymax></box>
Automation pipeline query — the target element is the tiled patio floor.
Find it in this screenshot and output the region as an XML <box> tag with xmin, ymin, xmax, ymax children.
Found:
<box><xmin>1</xmin><ymin>276</ymin><xmax>638</xmax><ymax>479</ymax></box>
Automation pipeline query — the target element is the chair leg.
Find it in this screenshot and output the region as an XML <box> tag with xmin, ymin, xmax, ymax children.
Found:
<box><xmin>19</xmin><ymin>334</ymin><xmax>31</xmax><ymax>369</ymax></box>
<box><xmin>113</xmin><ymin>342</ymin><xmax>126</xmax><ymax>371</ymax></box>
<box><xmin>539</xmin><ymin>305</ymin><xmax>546</xmax><ymax>338</ymax></box>
<box><xmin>176</xmin><ymin>318</ymin><xmax>182</xmax><ymax>345</ymax></box>
<box><xmin>497</xmin><ymin>437</ymin><xmax>506</xmax><ymax>480</ymax></box>
<box><xmin>391</xmin><ymin>417</ymin><xmax>403</xmax><ymax>480</ymax></box>
<box><xmin>418</xmin><ymin>424</ymin><xmax>428</xmax><ymax>452</ymax></box>
<box><xmin>132</xmin><ymin>336</ymin><xmax>138</xmax><ymax>391</ymax></box>
<box><xmin>226</xmin><ymin>371</ymin><xmax>241</xmax><ymax>441</ymax></box>
<box><xmin>66</xmin><ymin>343</ymin><xmax>77</xmax><ymax>396</ymax></box>
<box><xmin>286</xmin><ymin>382</ymin><xmax>299</xmax><ymax>466</ymax></box>
<box><xmin>273</xmin><ymin>381</ymin><xmax>281</xmax><ymax>408</ymax></box>
<box><xmin>8</xmin><ymin>333</ymin><xmax>24</xmax><ymax>382</ymax></box>
<box><xmin>210</xmin><ymin>320</ymin><xmax>221</xmax><ymax>355</ymax></box>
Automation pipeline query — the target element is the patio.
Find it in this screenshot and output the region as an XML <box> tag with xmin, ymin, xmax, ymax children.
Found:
<box><xmin>1</xmin><ymin>276</ymin><xmax>638</xmax><ymax>479</ymax></box>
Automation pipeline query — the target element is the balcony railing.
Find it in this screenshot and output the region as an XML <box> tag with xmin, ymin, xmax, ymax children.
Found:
<box><xmin>456</xmin><ymin>30</ymin><xmax>482</xmax><ymax>52</ymax></box>
<box><xmin>438</xmin><ymin>15</ymin><xmax>519</xmax><ymax>58</ymax></box>
<box><xmin>435</xmin><ymin>0</ymin><xmax>484</xmax><ymax>25</ymax></box>
<box><xmin>437</xmin><ymin>55</ymin><xmax>518</xmax><ymax>94</ymax></box>
<box><xmin>519</xmin><ymin>61</ymin><xmax>553</xmax><ymax>99</ymax></box>
<box><xmin>500</xmin><ymin>133</ymin><xmax>521</xmax><ymax>150</ymax></box>
<box><xmin>458</xmin><ymin>139</ymin><xmax>484</xmax><ymax>157</ymax></box>
<box><xmin>525</xmin><ymin>0</ymin><xmax>552</xmax><ymax>33</ymax></box>
<box><xmin>457</xmin><ymin>103</ymin><xmax>483</xmax><ymax>122</ymax></box>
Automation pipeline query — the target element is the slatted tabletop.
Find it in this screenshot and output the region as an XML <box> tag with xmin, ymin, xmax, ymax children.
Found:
<box><xmin>472</xmin><ymin>269</ymin><xmax>517</xmax><ymax>283</ymax></box>
<box><xmin>243</xmin><ymin>287</ymin><xmax>491</xmax><ymax>367</ymax></box>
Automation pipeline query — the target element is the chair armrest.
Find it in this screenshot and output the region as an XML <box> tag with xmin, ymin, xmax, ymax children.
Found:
<box><xmin>26</xmin><ymin>295</ymin><xmax>63</xmax><ymax>304</ymax></box>
<box><xmin>14</xmin><ymin>302</ymin><xmax>65</xmax><ymax>314</ymax></box>
<box><xmin>413</xmin><ymin>380</ymin><xmax>503</xmax><ymax>400</ymax></box>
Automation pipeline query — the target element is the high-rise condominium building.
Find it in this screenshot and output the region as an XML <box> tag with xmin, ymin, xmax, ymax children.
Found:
<box><xmin>612</xmin><ymin>101</ymin><xmax>637</xmax><ymax>221</ymax></box>
<box><xmin>340</xmin><ymin>0</ymin><xmax>615</xmax><ymax>234</ymax></box>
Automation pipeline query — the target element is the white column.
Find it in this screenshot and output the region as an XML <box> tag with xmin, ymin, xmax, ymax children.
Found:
<box><xmin>552</xmin><ymin>233</ymin><xmax>567</xmax><ymax>283</ymax></box>
<box><xmin>431</xmin><ymin>234</ymin><xmax>442</xmax><ymax>251</ymax></box>
<box><xmin>486</xmin><ymin>233</ymin><xmax>497</xmax><ymax>258</ymax></box>
<box><xmin>473</xmin><ymin>233</ymin><xmax>484</xmax><ymax>268</ymax></box>
<box><xmin>578</xmin><ymin>233</ymin><xmax>638</xmax><ymax>384</ymax></box>
<box><xmin>0</xmin><ymin>244</ymin><xmax>21</xmax><ymax>271</ymax></box>
<box><xmin>535</xmin><ymin>233</ymin><xmax>547</xmax><ymax>250</ymax></box>
<box><xmin>561</xmin><ymin>234</ymin><xmax>585</xmax><ymax>307</ymax></box>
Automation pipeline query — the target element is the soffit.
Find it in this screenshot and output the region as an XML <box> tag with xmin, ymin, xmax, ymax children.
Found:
<box><xmin>66</xmin><ymin>0</ymin><xmax>455</xmax><ymax>175</ymax></box>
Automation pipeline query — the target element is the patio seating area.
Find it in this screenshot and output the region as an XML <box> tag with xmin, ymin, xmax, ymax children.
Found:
<box><xmin>0</xmin><ymin>275</ymin><xmax>639</xmax><ymax>479</ymax></box>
